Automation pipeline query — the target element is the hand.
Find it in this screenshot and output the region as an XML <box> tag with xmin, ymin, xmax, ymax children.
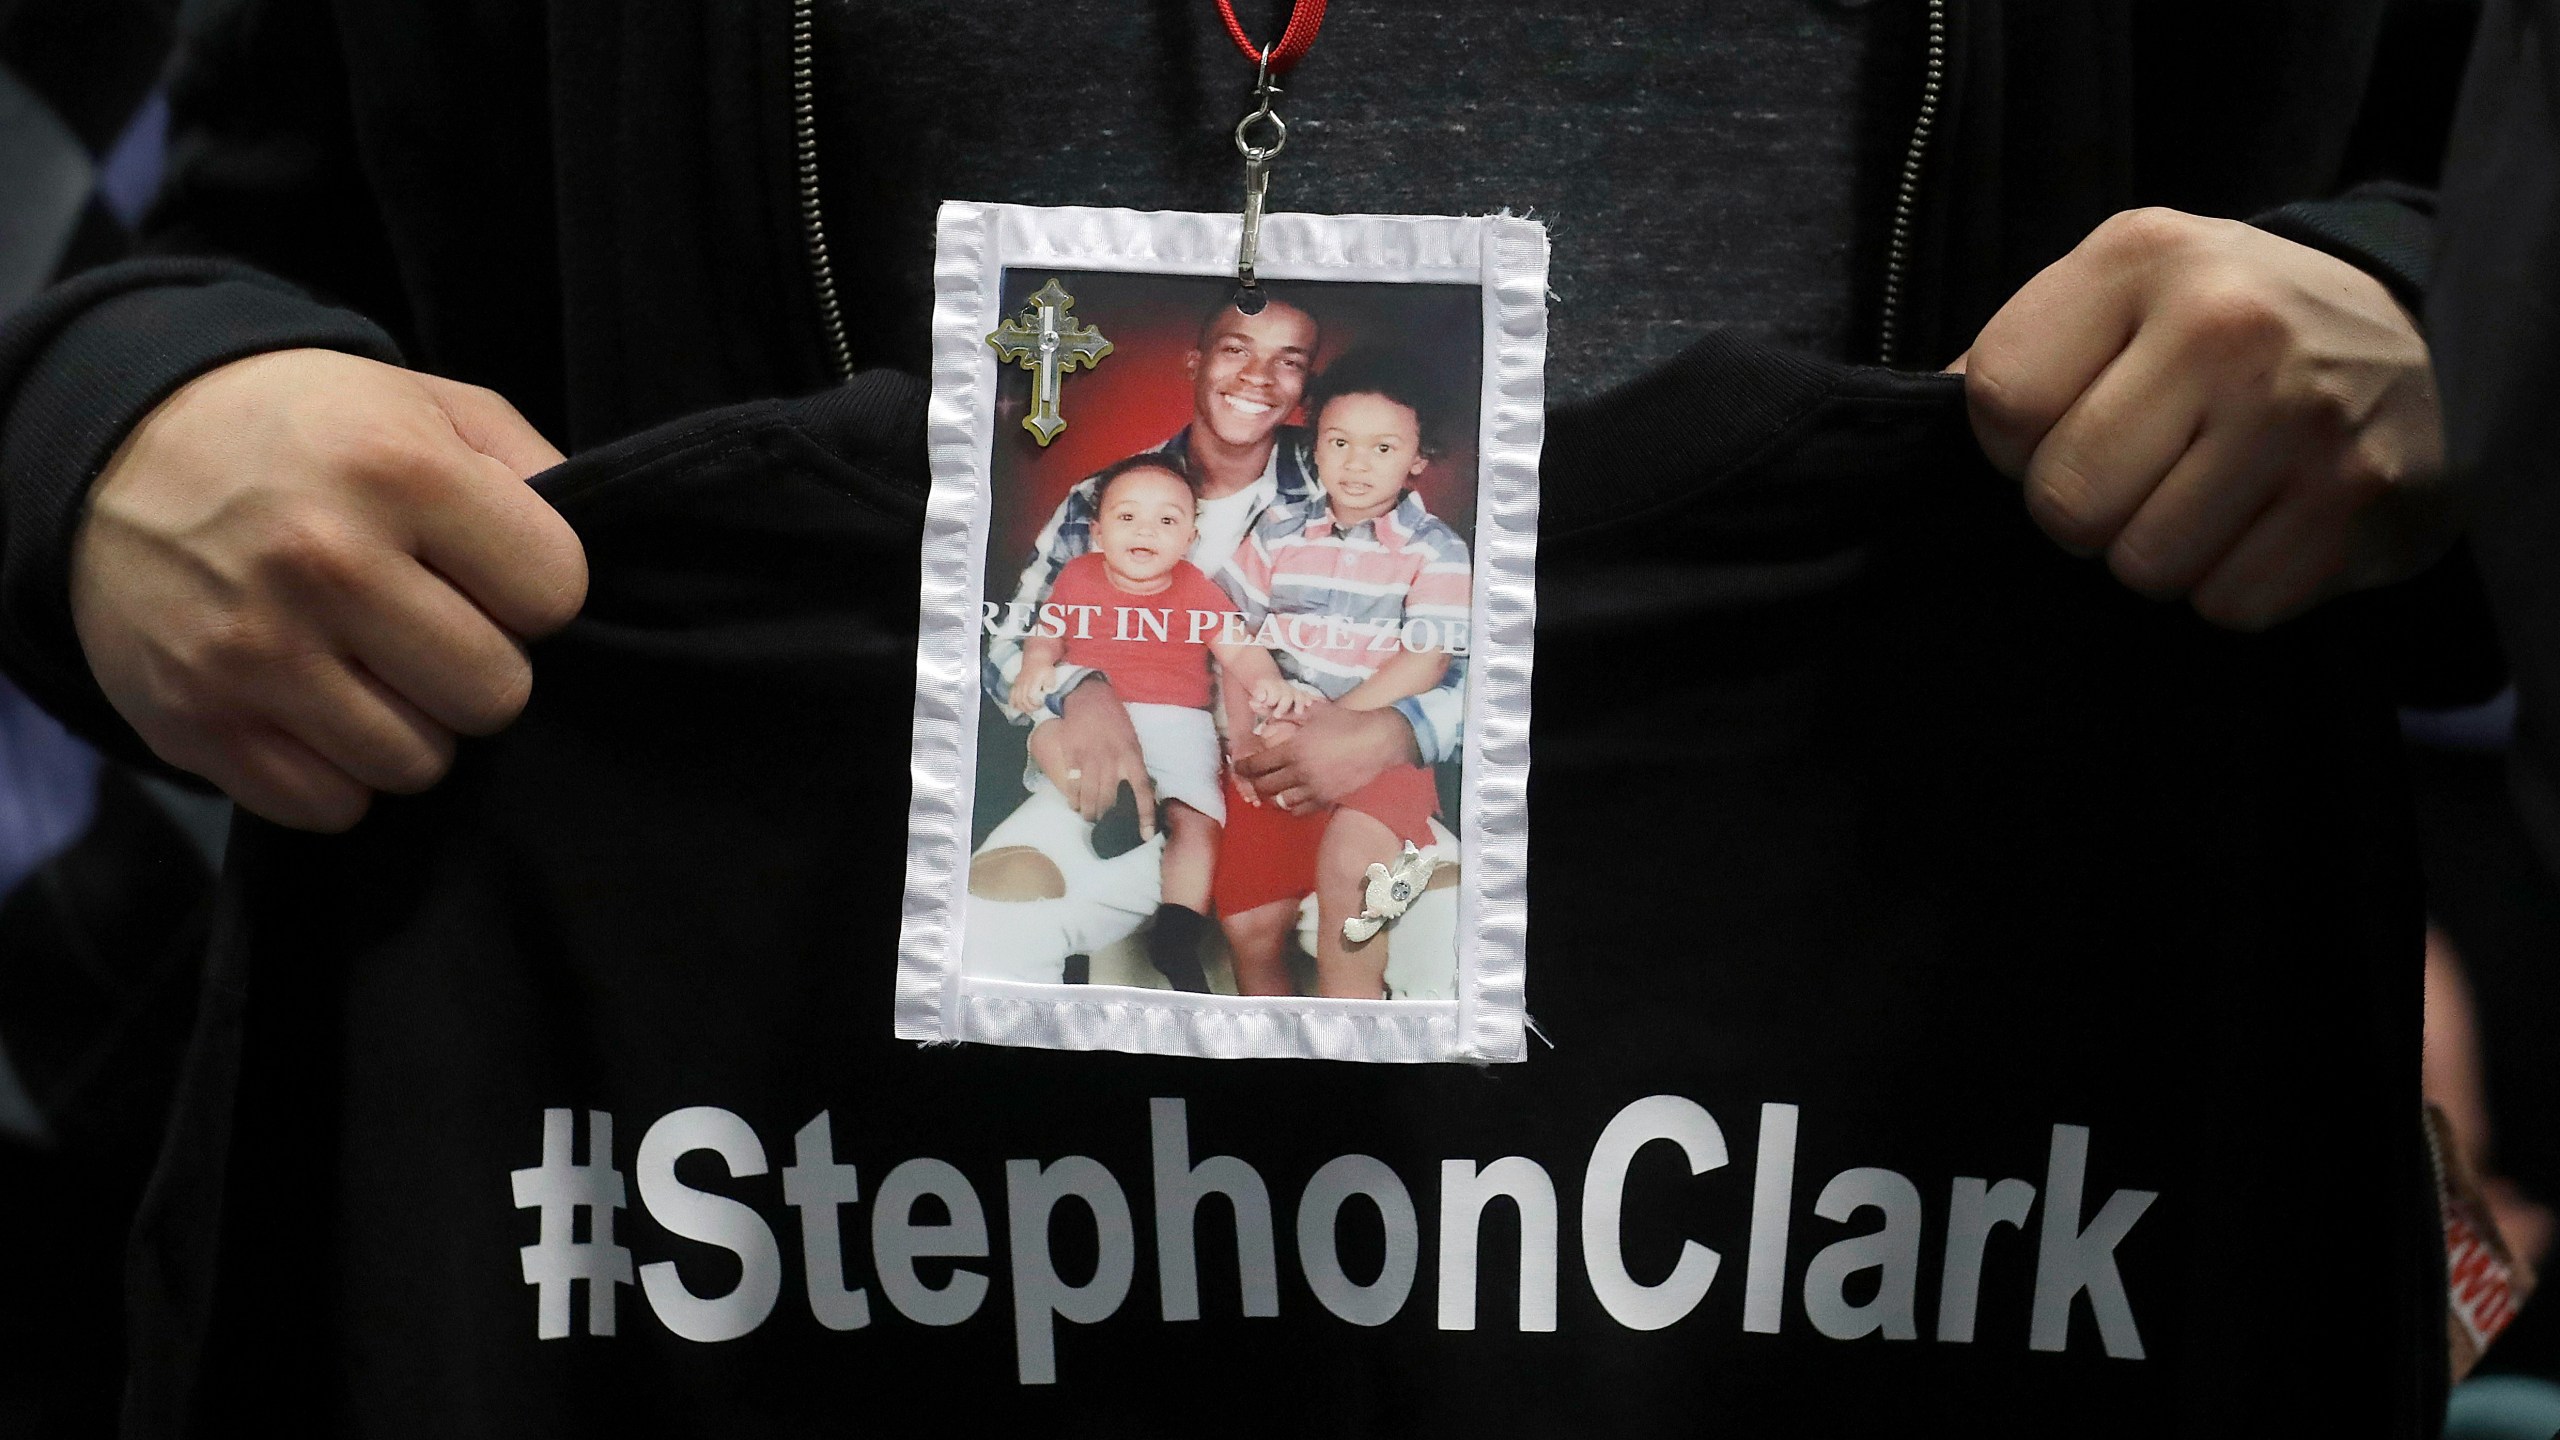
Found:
<box><xmin>1008</xmin><ymin>661</ymin><xmax>1056</xmax><ymax>717</ymax></box>
<box><xmin>1052</xmin><ymin>678</ymin><xmax>1157</xmax><ymax>838</ymax></box>
<box><xmin>1224</xmin><ymin>742</ymin><xmax>1262</xmax><ymax>807</ymax></box>
<box><xmin>1221</xmin><ymin>714</ymin><xmax>1289</xmax><ymax>809</ymax></box>
<box><xmin>1958</xmin><ymin>207</ymin><xmax>2455</xmax><ymax>630</ymax></box>
<box><xmin>1249</xmin><ymin>676</ymin><xmax>1307</xmax><ymax>720</ymax></box>
<box><xmin>71</xmin><ymin>349</ymin><xmax>586</xmax><ymax>831</ymax></box>
<box><xmin>1233</xmin><ymin>703</ymin><xmax>1417</xmax><ymax>812</ymax></box>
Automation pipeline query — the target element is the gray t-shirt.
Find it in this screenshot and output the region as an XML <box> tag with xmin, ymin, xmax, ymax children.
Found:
<box><xmin>820</xmin><ymin>2</ymin><xmax>1918</xmax><ymax>400</ymax></box>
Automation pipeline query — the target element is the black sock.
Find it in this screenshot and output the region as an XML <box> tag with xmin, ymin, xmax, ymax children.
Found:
<box><xmin>1146</xmin><ymin>903</ymin><xmax>1211</xmax><ymax>993</ymax></box>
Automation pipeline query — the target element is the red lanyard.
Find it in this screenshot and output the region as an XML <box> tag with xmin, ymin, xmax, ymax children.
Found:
<box><xmin>1215</xmin><ymin>0</ymin><xmax>1327</xmax><ymax>75</ymax></box>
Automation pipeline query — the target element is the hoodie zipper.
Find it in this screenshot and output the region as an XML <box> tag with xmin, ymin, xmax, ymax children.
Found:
<box><xmin>794</xmin><ymin>0</ymin><xmax>1952</xmax><ymax>377</ymax></box>
<box><xmin>793</xmin><ymin>0</ymin><xmax>854</xmax><ymax>383</ymax></box>
<box><xmin>1875</xmin><ymin>0</ymin><xmax>1947</xmax><ymax>366</ymax></box>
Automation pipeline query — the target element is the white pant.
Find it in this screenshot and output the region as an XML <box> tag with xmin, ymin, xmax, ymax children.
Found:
<box><xmin>963</xmin><ymin>784</ymin><xmax>1164</xmax><ymax>983</ymax></box>
<box><xmin>1121</xmin><ymin>702</ymin><xmax>1224</xmax><ymax>823</ymax></box>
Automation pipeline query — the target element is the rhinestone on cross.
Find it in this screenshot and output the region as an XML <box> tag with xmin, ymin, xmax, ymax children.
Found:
<box><xmin>987</xmin><ymin>278</ymin><xmax>1113</xmax><ymax>447</ymax></box>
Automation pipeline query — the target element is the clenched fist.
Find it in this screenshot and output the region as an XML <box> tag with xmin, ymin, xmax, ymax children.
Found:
<box><xmin>72</xmin><ymin>348</ymin><xmax>587</xmax><ymax>831</ymax></box>
<box><xmin>1960</xmin><ymin>207</ymin><xmax>2457</xmax><ymax>631</ymax></box>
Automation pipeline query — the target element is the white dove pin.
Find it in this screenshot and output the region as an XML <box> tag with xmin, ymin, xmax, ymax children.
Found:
<box><xmin>1342</xmin><ymin>842</ymin><xmax>1442</xmax><ymax>944</ymax></box>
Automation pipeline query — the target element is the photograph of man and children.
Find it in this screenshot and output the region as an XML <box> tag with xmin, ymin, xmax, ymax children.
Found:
<box><xmin>962</xmin><ymin>269</ymin><xmax>1483</xmax><ymax>1003</ymax></box>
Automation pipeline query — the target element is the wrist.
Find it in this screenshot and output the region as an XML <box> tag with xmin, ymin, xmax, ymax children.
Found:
<box><xmin>1368</xmin><ymin>704</ymin><xmax>1422</xmax><ymax>766</ymax></box>
<box><xmin>1057</xmin><ymin>672</ymin><xmax>1114</xmax><ymax>714</ymax></box>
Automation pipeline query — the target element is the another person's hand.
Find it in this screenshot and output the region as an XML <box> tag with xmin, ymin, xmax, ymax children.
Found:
<box><xmin>1958</xmin><ymin>207</ymin><xmax>2456</xmax><ymax>630</ymax></box>
<box><xmin>1234</xmin><ymin>703</ymin><xmax>1418</xmax><ymax>813</ymax></box>
<box><xmin>1051</xmin><ymin>677</ymin><xmax>1157</xmax><ymax>837</ymax></box>
<box><xmin>70</xmin><ymin>349</ymin><xmax>587</xmax><ymax>831</ymax></box>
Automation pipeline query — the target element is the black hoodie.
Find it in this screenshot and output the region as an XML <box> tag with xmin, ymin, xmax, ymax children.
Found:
<box><xmin>0</xmin><ymin>0</ymin><xmax>2444</xmax><ymax>760</ymax></box>
<box><xmin>0</xmin><ymin>4</ymin><xmax>2465</xmax><ymax>1435</ymax></box>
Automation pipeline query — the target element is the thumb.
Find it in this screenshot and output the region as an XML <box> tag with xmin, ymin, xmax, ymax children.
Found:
<box><xmin>1126</xmin><ymin>763</ymin><xmax>1160</xmax><ymax>841</ymax></box>
<box><xmin>419</xmin><ymin>373</ymin><xmax>566</xmax><ymax>479</ymax></box>
<box><xmin>1943</xmin><ymin>351</ymin><xmax>1970</xmax><ymax>375</ymax></box>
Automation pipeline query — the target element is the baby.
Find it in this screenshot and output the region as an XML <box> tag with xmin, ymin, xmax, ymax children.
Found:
<box><xmin>1213</xmin><ymin>348</ymin><xmax>1471</xmax><ymax>999</ymax></box>
<box><xmin>1011</xmin><ymin>454</ymin><xmax>1293</xmax><ymax>992</ymax></box>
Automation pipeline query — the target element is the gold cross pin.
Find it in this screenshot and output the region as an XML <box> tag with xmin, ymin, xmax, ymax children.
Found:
<box><xmin>987</xmin><ymin>279</ymin><xmax>1113</xmax><ymax>446</ymax></box>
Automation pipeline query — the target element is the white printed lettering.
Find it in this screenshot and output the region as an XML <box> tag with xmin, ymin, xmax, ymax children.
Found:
<box><xmin>512</xmin><ymin>1099</ymin><xmax>2159</xmax><ymax>1369</ymax></box>
<box><xmin>1005</xmin><ymin>1156</ymin><xmax>1136</xmax><ymax>1385</ymax></box>
<box><xmin>1580</xmin><ymin>1095</ymin><xmax>1726</xmax><ymax>1332</ymax></box>
<box><xmin>635</xmin><ymin>1107</ymin><xmax>783</xmax><ymax>1343</ymax></box>
<box><xmin>1296</xmin><ymin>1155</ymin><xmax>1419</xmax><ymax>1327</ymax></box>
<box><xmin>2029</xmin><ymin>1125</ymin><xmax>2155</xmax><ymax>1359</ymax></box>
<box><xmin>1151</xmin><ymin>1098</ymin><xmax>1280</xmax><ymax>1322</ymax></box>
<box><xmin>1742</xmin><ymin>1102</ymin><xmax>1800</xmax><ymax>1333</ymax></box>
<box><xmin>511</xmin><ymin>1108</ymin><xmax>632</xmax><ymax>1339</ymax></box>
<box><xmin>1438</xmin><ymin>1157</ymin><xmax>1560</xmax><ymax>1332</ymax></box>
<box><xmin>871</xmin><ymin>1158</ymin><xmax>989</xmax><ymax>1328</ymax></box>
<box><xmin>1284</xmin><ymin>616</ymin><xmax>1329</xmax><ymax>655</ymax></box>
<box><xmin>781</xmin><ymin>1112</ymin><xmax>871</xmax><ymax>1332</ymax></box>
<box><xmin>1802</xmin><ymin>1166</ymin><xmax>1923</xmax><ymax>1341</ymax></box>
<box><xmin>1936</xmin><ymin>1176</ymin><xmax>2035</xmax><ymax>1343</ymax></box>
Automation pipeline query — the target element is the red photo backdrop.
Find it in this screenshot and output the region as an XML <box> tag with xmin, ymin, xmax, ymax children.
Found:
<box><xmin>982</xmin><ymin>269</ymin><xmax>1484</xmax><ymax>595</ymax></box>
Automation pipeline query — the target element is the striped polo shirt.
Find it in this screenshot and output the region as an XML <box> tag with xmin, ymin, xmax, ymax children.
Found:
<box><xmin>1218</xmin><ymin>490</ymin><xmax>1473</xmax><ymax>700</ymax></box>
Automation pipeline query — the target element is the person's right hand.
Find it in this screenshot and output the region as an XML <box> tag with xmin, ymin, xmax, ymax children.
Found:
<box><xmin>1051</xmin><ymin>677</ymin><xmax>1157</xmax><ymax>838</ymax></box>
<box><xmin>1008</xmin><ymin>661</ymin><xmax>1055</xmax><ymax>718</ymax></box>
<box><xmin>1234</xmin><ymin>702</ymin><xmax>1414</xmax><ymax>813</ymax></box>
<box><xmin>70</xmin><ymin>348</ymin><xmax>587</xmax><ymax>831</ymax></box>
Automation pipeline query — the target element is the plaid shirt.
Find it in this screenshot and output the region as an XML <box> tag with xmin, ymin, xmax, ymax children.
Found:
<box><xmin>1218</xmin><ymin>489</ymin><xmax>1471</xmax><ymax>766</ymax></box>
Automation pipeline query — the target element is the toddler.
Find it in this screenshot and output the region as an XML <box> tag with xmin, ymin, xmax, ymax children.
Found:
<box><xmin>1012</xmin><ymin>455</ymin><xmax>1293</xmax><ymax>991</ymax></box>
<box><xmin>1213</xmin><ymin>349</ymin><xmax>1471</xmax><ymax>999</ymax></box>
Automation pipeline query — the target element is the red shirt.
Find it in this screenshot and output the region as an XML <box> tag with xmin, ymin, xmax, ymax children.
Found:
<box><xmin>1047</xmin><ymin>553</ymin><xmax>1239</xmax><ymax>709</ymax></box>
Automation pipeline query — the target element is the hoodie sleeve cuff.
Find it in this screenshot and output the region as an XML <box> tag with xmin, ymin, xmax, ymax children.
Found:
<box><xmin>2250</xmin><ymin>181</ymin><xmax>2438</xmax><ymax>319</ymax></box>
<box><xmin>0</xmin><ymin>259</ymin><xmax>402</xmax><ymax>765</ymax></box>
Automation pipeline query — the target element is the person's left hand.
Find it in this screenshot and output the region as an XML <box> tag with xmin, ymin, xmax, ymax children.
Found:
<box><xmin>1957</xmin><ymin>207</ymin><xmax>2457</xmax><ymax>631</ymax></box>
<box><xmin>1234</xmin><ymin>704</ymin><xmax>1419</xmax><ymax>812</ymax></box>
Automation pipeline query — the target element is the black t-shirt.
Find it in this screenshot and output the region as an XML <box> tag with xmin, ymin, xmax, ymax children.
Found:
<box><xmin>132</xmin><ymin>333</ymin><xmax>2441</xmax><ymax>1436</ymax></box>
